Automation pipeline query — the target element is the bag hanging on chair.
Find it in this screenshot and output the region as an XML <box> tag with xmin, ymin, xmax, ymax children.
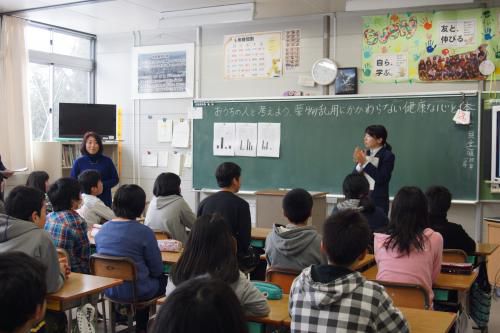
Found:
<box><xmin>468</xmin><ymin>261</ymin><xmax>492</xmax><ymax>329</ymax></box>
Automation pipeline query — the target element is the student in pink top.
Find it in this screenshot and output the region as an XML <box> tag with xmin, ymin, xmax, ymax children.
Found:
<box><xmin>374</xmin><ymin>186</ymin><xmax>443</xmax><ymax>304</ymax></box>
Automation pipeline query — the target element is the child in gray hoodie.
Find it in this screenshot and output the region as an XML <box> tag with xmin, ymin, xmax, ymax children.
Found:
<box><xmin>265</xmin><ymin>188</ymin><xmax>326</xmax><ymax>271</ymax></box>
<box><xmin>0</xmin><ymin>186</ymin><xmax>68</xmax><ymax>293</ymax></box>
<box><xmin>145</xmin><ymin>173</ymin><xmax>196</xmax><ymax>244</ymax></box>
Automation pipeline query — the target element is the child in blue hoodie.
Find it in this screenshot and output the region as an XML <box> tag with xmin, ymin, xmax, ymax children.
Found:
<box><xmin>265</xmin><ymin>188</ymin><xmax>326</xmax><ymax>271</ymax></box>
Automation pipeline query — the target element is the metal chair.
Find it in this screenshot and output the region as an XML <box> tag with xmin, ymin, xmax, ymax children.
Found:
<box><xmin>90</xmin><ymin>254</ymin><xmax>162</xmax><ymax>333</ymax></box>
<box><xmin>376</xmin><ymin>280</ymin><xmax>430</xmax><ymax>309</ymax></box>
<box><xmin>265</xmin><ymin>267</ymin><xmax>301</xmax><ymax>293</ymax></box>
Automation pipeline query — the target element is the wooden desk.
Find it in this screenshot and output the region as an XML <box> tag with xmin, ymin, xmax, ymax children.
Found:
<box><xmin>161</xmin><ymin>251</ymin><xmax>182</xmax><ymax>265</ymax></box>
<box><xmin>400</xmin><ymin>307</ymin><xmax>456</xmax><ymax>333</ymax></box>
<box><xmin>46</xmin><ymin>273</ymin><xmax>122</xmax><ymax>332</ymax></box>
<box><xmin>361</xmin><ymin>265</ymin><xmax>478</xmax><ymax>291</ymax></box>
<box><xmin>353</xmin><ymin>254</ymin><xmax>375</xmax><ymax>271</ymax></box>
<box><xmin>475</xmin><ymin>242</ymin><xmax>499</xmax><ymax>256</ymax></box>
<box><xmin>46</xmin><ymin>273</ymin><xmax>122</xmax><ymax>311</ymax></box>
<box><xmin>251</xmin><ymin>227</ymin><xmax>272</xmax><ymax>240</ymax></box>
<box><xmin>247</xmin><ymin>295</ymin><xmax>290</xmax><ymax>326</ymax></box>
<box><xmin>250</xmin><ymin>295</ymin><xmax>456</xmax><ymax>333</ymax></box>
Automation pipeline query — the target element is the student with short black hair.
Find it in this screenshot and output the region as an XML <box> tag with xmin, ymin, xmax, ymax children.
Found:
<box><xmin>26</xmin><ymin>171</ymin><xmax>53</xmax><ymax>213</ymax></box>
<box><xmin>265</xmin><ymin>188</ymin><xmax>326</xmax><ymax>271</ymax></box>
<box><xmin>44</xmin><ymin>178</ymin><xmax>90</xmax><ymax>273</ymax></box>
<box><xmin>290</xmin><ymin>210</ymin><xmax>408</xmax><ymax>333</ymax></box>
<box><xmin>77</xmin><ymin>169</ymin><xmax>115</xmax><ymax>226</ymax></box>
<box><xmin>152</xmin><ymin>277</ymin><xmax>248</xmax><ymax>333</ymax></box>
<box><xmin>95</xmin><ymin>184</ymin><xmax>166</xmax><ymax>333</ymax></box>
<box><xmin>0</xmin><ymin>186</ymin><xmax>68</xmax><ymax>293</ymax></box>
<box><xmin>197</xmin><ymin>162</ymin><xmax>257</xmax><ymax>271</ymax></box>
<box><xmin>166</xmin><ymin>214</ymin><xmax>269</xmax><ymax>317</ymax></box>
<box><xmin>145</xmin><ymin>172</ymin><xmax>195</xmax><ymax>243</ymax></box>
<box><xmin>0</xmin><ymin>252</ymin><xmax>47</xmax><ymax>333</ymax></box>
<box><xmin>333</xmin><ymin>173</ymin><xmax>389</xmax><ymax>233</ymax></box>
<box><xmin>425</xmin><ymin>185</ymin><xmax>476</xmax><ymax>255</ymax></box>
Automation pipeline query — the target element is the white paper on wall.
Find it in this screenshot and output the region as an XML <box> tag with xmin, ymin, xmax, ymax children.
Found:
<box><xmin>157</xmin><ymin>118</ymin><xmax>173</xmax><ymax>142</ymax></box>
<box><xmin>188</xmin><ymin>107</ymin><xmax>203</xmax><ymax>119</ymax></box>
<box><xmin>257</xmin><ymin>123</ymin><xmax>281</xmax><ymax>158</ymax></box>
<box><xmin>213</xmin><ymin>123</ymin><xmax>235</xmax><ymax>156</ymax></box>
<box><xmin>141</xmin><ymin>151</ymin><xmax>158</xmax><ymax>167</ymax></box>
<box><xmin>167</xmin><ymin>151</ymin><xmax>183</xmax><ymax>175</ymax></box>
<box><xmin>172</xmin><ymin>120</ymin><xmax>190</xmax><ymax>148</ymax></box>
<box><xmin>158</xmin><ymin>151</ymin><xmax>169</xmax><ymax>167</ymax></box>
<box><xmin>184</xmin><ymin>152</ymin><xmax>192</xmax><ymax>168</ymax></box>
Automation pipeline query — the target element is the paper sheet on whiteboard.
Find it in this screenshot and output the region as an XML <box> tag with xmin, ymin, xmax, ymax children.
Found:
<box><xmin>157</xmin><ymin>119</ymin><xmax>173</xmax><ymax>142</ymax></box>
<box><xmin>257</xmin><ymin>123</ymin><xmax>280</xmax><ymax>158</ymax></box>
<box><xmin>213</xmin><ymin>123</ymin><xmax>235</xmax><ymax>156</ymax></box>
<box><xmin>235</xmin><ymin>123</ymin><xmax>257</xmax><ymax>157</ymax></box>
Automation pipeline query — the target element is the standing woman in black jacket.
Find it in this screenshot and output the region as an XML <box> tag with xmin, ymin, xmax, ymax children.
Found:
<box><xmin>353</xmin><ymin>125</ymin><xmax>395</xmax><ymax>215</ymax></box>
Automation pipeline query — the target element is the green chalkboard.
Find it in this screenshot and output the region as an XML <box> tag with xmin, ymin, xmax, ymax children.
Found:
<box><xmin>193</xmin><ymin>92</ymin><xmax>480</xmax><ymax>201</ymax></box>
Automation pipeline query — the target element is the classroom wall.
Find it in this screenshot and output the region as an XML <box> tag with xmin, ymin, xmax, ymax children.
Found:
<box><xmin>95</xmin><ymin>6</ymin><xmax>500</xmax><ymax>240</ymax></box>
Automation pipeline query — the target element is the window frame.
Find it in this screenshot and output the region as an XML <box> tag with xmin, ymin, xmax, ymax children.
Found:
<box><xmin>26</xmin><ymin>21</ymin><xmax>96</xmax><ymax>141</ymax></box>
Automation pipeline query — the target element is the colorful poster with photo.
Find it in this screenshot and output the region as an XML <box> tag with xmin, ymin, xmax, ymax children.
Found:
<box><xmin>361</xmin><ymin>8</ymin><xmax>500</xmax><ymax>83</ymax></box>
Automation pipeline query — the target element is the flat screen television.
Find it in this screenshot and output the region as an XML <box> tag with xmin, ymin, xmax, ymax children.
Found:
<box><xmin>59</xmin><ymin>103</ymin><xmax>117</xmax><ymax>140</ymax></box>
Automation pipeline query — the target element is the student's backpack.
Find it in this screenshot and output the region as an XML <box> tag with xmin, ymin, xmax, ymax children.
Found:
<box><xmin>468</xmin><ymin>261</ymin><xmax>492</xmax><ymax>329</ymax></box>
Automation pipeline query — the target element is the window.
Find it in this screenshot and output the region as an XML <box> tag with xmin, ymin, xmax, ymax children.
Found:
<box><xmin>26</xmin><ymin>24</ymin><xmax>95</xmax><ymax>141</ymax></box>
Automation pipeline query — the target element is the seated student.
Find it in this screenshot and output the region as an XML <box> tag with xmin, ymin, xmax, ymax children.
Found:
<box><xmin>152</xmin><ymin>277</ymin><xmax>247</xmax><ymax>333</ymax></box>
<box><xmin>425</xmin><ymin>186</ymin><xmax>476</xmax><ymax>255</ymax></box>
<box><xmin>0</xmin><ymin>199</ymin><xmax>4</xmax><ymax>214</ymax></box>
<box><xmin>77</xmin><ymin>170</ymin><xmax>115</xmax><ymax>227</ymax></box>
<box><xmin>333</xmin><ymin>173</ymin><xmax>389</xmax><ymax>233</ymax></box>
<box><xmin>26</xmin><ymin>171</ymin><xmax>53</xmax><ymax>213</ymax></box>
<box><xmin>95</xmin><ymin>184</ymin><xmax>167</xmax><ymax>333</ymax></box>
<box><xmin>374</xmin><ymin>186</ymin><xmax>443</xmax><ymax>304</ymax></box>
<box><xmin>289</xmin><ymin>210</ymin><xmax>408</xmax><ymax>333</ymax></box>
<box><xmin>166</xmin><ymin>214</ymin><xmax>270</xmax><ymax>317</ymax></box>
<box><xmin>265</xmin><ymin>188</ymin><xmax>326</xmax><ymax>271</ymax></box>
<box><xmin>0</xmin><ymin>252</ymin><xmax>47</xmax><ymax>333</ymax></box>
<box><xmin>145</xmin><ymin>172</ymin><xmax>196</xmax><ymax>244</ymax></box>
<box><xmin>197</xmin><ymin>162</ymin><xmax>259</xmax><ymax>271</ymax></box>
<box><xmin>0</xmin><ymin>186</ymin><xmax>68</xmax><ymax>293</ymax></box>
<box><xmin>44</xmin><ymin>177</ymin><xmax>90</xmax><ymax>274</ymax></box>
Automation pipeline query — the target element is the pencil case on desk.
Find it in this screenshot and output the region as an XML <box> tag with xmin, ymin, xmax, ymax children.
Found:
<box><xmin>441</xmin><ymin>262</ymin><xmax>473</xmax><ymax>275</ymax></box>
<box><xmin>252</xmin><ymin>281</ymin><xmax>283</xmax><ymax>300</ymax></box>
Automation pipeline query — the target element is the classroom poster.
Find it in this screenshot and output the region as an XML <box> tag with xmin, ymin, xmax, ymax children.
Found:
<box><xmin>361</xmin><ymin>8</ymin><xmax>500</xmax><ymax>83</ymax></box>
<box><xmin>284</xmin><ymin>29</ymin><xmax>301</xmax><ymax>71</ymax></box>
<box><xmin>131</xmin><ymin>44</ymin><xmax>194</xmax><ymax>99</ymax></box>
<box><xmin>224</xmin><ymin>31</ymin><xmax>282</xmax><ymax>79</ymax></box>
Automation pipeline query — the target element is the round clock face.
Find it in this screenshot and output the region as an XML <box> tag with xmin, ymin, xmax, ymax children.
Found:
<box><xmin>311</xmin><ymin>58</ymin><xmax>338</xmax><ymax>85</ymax></box>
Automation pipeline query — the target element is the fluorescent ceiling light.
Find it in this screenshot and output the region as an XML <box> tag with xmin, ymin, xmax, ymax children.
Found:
<box><xmin>345</xmin><ymin>0</ymin><xmax>474</xmax><ymax>11</ymax></box>
<box><xmin>159</xmin><ymin>3</ymin><xmax>254</xmax><ymax>27</ymax></box>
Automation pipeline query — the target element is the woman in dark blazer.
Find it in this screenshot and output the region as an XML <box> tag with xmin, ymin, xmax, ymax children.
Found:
<box><xmin>353</xmin><ymin>125</ymin><xmax>395</xmax><ymax>215</ymax></box>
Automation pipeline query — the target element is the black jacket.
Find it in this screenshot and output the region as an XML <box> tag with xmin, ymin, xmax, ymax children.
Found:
<box><xmin>429</xmin><ymin>215</ymin><xmax>476</xmax><ymax>255</ymax></box>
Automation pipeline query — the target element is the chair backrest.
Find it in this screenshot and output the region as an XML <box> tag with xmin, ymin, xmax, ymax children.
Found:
<box><xmin>265</xmin><ymin>267</ymin><xmax>301</xmax><ymax>293</ymax></box>
<box><xmin>90</xmin><ymin>253</ymin><xmax>139</xmax><ymax>302</ymax></box>
<box><xmin>56</xmin><ymin>247</ymin><xmax>69</xmax><ymax>262</ymax></box>
<box><xmin>376</xmin><ymin>280</ymin><xmax>430</xmax><ymax>310</ymax></box>
<box><xmin>442</xmin><ymin>249</ymin><xmax>468</xmax><ymax>263</ymax></box>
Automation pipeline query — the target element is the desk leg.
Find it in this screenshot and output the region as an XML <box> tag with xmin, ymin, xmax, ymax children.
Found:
<box><xmin>67</xmin><ymin>309</ymin><xmax>72</xmax><ymax>333</ymax></box>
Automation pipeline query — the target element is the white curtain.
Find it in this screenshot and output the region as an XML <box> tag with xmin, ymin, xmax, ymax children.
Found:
<box><xmin>0</xmin><ymin>16</ymin><xmax>32</xmax><ymax>170</ymax></box>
